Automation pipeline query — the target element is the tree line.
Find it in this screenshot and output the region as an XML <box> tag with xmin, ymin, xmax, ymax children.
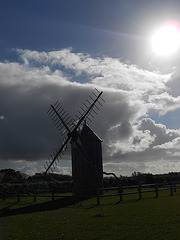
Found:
<box><xmin>1</xmin><ymin>168</ymin><xmax>180</xmax><ymax>195</ymax></box>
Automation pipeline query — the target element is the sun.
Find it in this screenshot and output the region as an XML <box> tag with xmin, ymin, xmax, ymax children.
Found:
<box><xmin>151</xmin><ymin>24</ymin><xmax>180</xmax><ymax>56</ymax></box>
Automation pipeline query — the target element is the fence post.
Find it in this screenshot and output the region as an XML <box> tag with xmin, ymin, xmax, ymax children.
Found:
<box><xmin>2</xmin><ymin>188</ymin><xmax>5</xmax><ymax>201</ymax></box>
<box><xmin>34</xmin><ymin>191</ymin><xmax>36</xmax><ymax>203</ymax></box>
<box><xmin>170</xmin><ymin>182</ymin><xmax>173</xmax><ymax>196</ymax></box>
<box><xmin>155</xmin><ymin>184</ymin><xmax>158</xmax><ymax>198</ymax></box>
<box><xmin>17</xmin><ymin>191</ymin><xmax>20</xmax><ymax>202</ymax></box>
<box><xmin>118</xmin><ymin>186</ymin><xmax>123</xmax><ymax>202</ymax></box>
<box><xmin>97</xmin><ymin>187</ymin><xmax>100</xmax><ymax>205</ymax></box>
<box><xmin>138</xmin><ymin>184</ymin><xmax>142</xmax><ymax>200</ymax></box>
<box><xmin>52</xmin><ymin>191</ymin><xmax>55</xmax><ymax>201</ymax></box>
<box><xmin>174</xmin><ymin>183</ymin><xmax>176</xmax><ymax>193</ymax></box>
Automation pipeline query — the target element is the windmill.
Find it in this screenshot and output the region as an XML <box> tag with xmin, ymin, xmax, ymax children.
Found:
<box><xmin>44</xmin><ymin>88</ymin><xmax>105</xmax><ymax>197</ymax></box>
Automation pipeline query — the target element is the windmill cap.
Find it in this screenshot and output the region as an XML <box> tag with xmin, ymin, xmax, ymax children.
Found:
<box><xmin>80</xmin><ymin>122</ymin><xmax>102</xmax><ymax>142</ymax></box>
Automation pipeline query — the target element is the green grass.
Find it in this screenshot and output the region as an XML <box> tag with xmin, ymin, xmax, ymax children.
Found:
<box><xmin>1</xmin><ymin>191</ymin><xmax>180</xmax><ymax>240</ymax></box>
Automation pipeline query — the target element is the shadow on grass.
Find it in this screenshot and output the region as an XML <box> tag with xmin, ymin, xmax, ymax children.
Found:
<box><xmin>0</xmin><ymin>197</ymin><xmax>75</xmax><ymax>218</ymax></box>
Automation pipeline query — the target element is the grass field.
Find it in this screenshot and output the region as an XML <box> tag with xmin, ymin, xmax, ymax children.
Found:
<box><xmin>1</xmin><ymin>191</ymin><xmax>180</xmax><ymax>240</ymax></box>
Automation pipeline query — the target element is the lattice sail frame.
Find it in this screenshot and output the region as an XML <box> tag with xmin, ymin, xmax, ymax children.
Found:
<box><xmin>44</xmin><ymin>88</ymin><xmax>105</xmax><ymax>174</ymax></box>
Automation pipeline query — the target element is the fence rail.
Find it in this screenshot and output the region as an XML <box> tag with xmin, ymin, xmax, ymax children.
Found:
<box><xmin>0</xmin><ymin>190</ymin><xmax>72</xmax><ymax>203</ymax></box>
<box><xmin>96</xmin><ymin>182</ymin><xmax>180</xmax><ymax>205</ymax></box>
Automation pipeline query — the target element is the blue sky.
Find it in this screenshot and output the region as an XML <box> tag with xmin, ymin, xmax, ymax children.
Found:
<box><xmin>1</xmin><ymin>0</ymin><xmax>179</xmax><ymax>61</ymax></box>
<box><xmin>1</xmin><ymin>0</ymin><xmax>180</xmax><ymax>176</ymax></box>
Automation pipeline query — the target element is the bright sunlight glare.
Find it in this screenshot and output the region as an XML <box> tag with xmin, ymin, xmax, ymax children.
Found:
<box><xmin>152</xmin><ymin>24</ymin><xmax>180</xmax><ymax>56</ymax></box>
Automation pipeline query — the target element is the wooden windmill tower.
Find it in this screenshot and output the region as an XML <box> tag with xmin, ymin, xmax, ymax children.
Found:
<box><xmin>44</xmin><ymin>89</ymin><xmax>105</xmax><ymax>197</ymax></box>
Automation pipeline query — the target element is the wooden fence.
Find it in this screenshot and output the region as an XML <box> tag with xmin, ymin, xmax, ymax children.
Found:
<box><xmin>96</xmin><ymin>182</ymin><xmax>180</xmax><ymax>205</ymax></box>
<box><xmin>0</xmin><ymin>189</ymin><xmax>72</xmax><ymax>203</ymax></box>
<box><xmin>1</xmin><ymin>182</ymin><xmax>180</xmax><ymax>205</ymax></box>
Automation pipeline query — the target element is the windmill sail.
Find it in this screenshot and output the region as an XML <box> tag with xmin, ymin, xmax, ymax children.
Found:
<box><xmin>44</xmin><ymin>88</ymin><xmax>104</xmax><ymax>174</ymax></box>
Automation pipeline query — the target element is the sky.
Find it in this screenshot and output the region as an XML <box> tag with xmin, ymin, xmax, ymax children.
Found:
<box><xmin>1</xmin><ymin>0</ymin><xmax>180</xmax><ymax>176</ymax></box>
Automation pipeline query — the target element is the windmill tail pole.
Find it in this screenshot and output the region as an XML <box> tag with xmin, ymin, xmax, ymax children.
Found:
<box><xmin>103</xmin><ymin>172</ymin><xmax>121</xmax><ymax>185</ymax></box>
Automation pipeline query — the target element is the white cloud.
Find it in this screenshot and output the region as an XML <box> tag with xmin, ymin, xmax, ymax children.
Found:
<box><xmin>0</xmin><ymin>61</ymin><xmax>69</xmax><ymax>88</ymax></box>
<box><xmin>149</xmin><ymin>92</ymin><xmax>180</xmax><ymax>115</ymax></box>
<box><xmin>106</xmin><ymin>123</ymin><xmax>156</xmax><ymax>156</ymax></box>
<box><xmin>17</xmin><ymin>48</ymin><xmax>99</xmax><ymax>76</ymax></box>
<box><xmin>16</xmin><ymin>161</ymin><xmax>39</xmax><ymax>176</ymax></box>
<box><xmin>103</xmin><ymin>118</ymin><xmax>180</xmax><ymax>169</ymax></box>
<box><xmin>16</xmin><ymin>48</ymin><xmax>177</xmax><ymax>118</ymax></box>
<box><xmin>153</xmin><ymin>137</ymin><xmax>180</xmax><ymax>154</ymax></box>
<box><xmin>1</xmin><ymin>48</ymin><xmax>180</xmax><ymax>176</ymax></box>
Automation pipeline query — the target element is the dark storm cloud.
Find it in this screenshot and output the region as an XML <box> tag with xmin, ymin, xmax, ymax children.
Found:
<box><xmin>0</xmin><ymin>78</ymin><xmax>103</xmax><ymax>161</ymax></box>
<box><xmin>0</xmin><ymin>83</ymin><xmax>58</xmax><ymax>160</ymax></box>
